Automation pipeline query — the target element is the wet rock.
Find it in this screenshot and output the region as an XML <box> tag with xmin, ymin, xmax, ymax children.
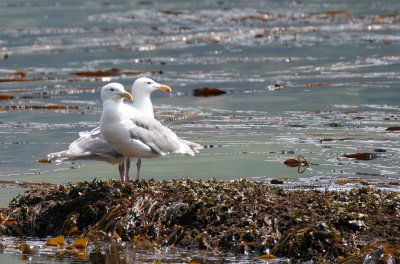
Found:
<box><xmin>288</xmin><ymin>124</ymin><xmax>307</xmax><ymax>128</ymax></box>
<box><xmin>327</xmin><ymin>122</ymin><xmax>341</xmax><ymax>127</ymax></box>
<box><xmin>193</xmin><ymin>87</ymin><xmax>227</xmax><ymax>97</ymax></box>
<box><xmin>162</xmin><ymin>10</ymin><xmax>185</xmax><ymax>16</ymax></box>
<box><xmin>386</xmin><ymin>126</ymin><xmax>400</xmax><ymax>131</ymax></box>
<box><xmin>373</xmin><ymin>148</ymin><xmax>387</xmax><ymax>152</ymax></box>
<box><xmin>281</xmin><ymin>150</ymin><xmax>295</xmax><ymax>154</ymax></box>
<box><xmin>270</xmin><ymin>179</ymin><xmax>284</xmax><ymax>184</ymax></box>
<box><xmin>343</xmin><ymin>152</ymin><xmax>378</xmax><ymax>160</ymax></box>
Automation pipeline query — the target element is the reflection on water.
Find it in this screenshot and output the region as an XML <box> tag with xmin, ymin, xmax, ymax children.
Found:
<box><xmin>0</xmin><ymin>0</ymin><xmax>400</xmax><ymax>261</ymax></box>
<box><xmin>0</xmin><ymin>236</ymin><xmax>289</xmax><ymax>264</ymax></box>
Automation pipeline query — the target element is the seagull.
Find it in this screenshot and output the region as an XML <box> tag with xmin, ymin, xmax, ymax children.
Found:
<box><xmin>47</xmin><ymin>77</ymin><xmax>172</xmax><ymax>182</ymax></box>
<box><xmin>99</xmin><ymin>83</ymin><xmax>202</xmax><ymax>180</ymax></box>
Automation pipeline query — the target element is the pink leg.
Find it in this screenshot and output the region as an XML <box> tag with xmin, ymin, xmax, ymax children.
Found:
<box><xmin>118</xmin><ymin>162</ymin><xmax>125</xmax><ymax>182</ymax></box>
<box><xmin>125</xmin><ymin>158</ymin><xmax>131</xmax><ymax>182</ymax></box>
<box><xmin>136</xmin><ymin>158</ymin><xmax>141</xmax><ymax>181</ymax></box>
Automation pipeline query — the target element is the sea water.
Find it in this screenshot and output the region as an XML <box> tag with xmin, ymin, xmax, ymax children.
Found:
<box><xmin>0</xmin><ymin>0</ymin><xmax>399</xmax><ymax>262</ymax></box>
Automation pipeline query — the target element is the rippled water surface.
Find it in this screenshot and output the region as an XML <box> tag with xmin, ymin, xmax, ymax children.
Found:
<box><xmin>0</xmin><ymin>236</ymin><xmax>285</xmax><ymax>264</ymax></box>
<box><xmin>1</xmin><ymin>0</ymin><xmax>400</xmax><ymax>262</ymax></box>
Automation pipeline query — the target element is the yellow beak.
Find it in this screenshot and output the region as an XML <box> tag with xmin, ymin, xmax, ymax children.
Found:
<box><xmin>119</xmin><ymin>91</ymin><xmax>133</xmax><ymax>100</ymax></box>
<box><xmin>158</xmin><ymin>84</ymin><xmax>172</xmax><ymax>93</ymax></box>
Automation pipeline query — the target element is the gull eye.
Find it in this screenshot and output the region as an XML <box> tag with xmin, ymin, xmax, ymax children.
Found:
<box><xmin>110</xmin><ymin>88</ymin><xmax>114</xmax><ymax>91</ymax></box>
<box><xmin>147</xmin><ymin>82</ymin><xmax>151</xmax><ymax>85</ymax></box>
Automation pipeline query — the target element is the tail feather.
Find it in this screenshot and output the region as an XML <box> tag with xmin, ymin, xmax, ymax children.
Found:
<box><xmin>47</xmin><ymin>148</ymin><xmax>122</xmax><ymax>164</ymax></box>
<box><xmin>47</xmin><ymin>128</ymin><xmax>123</xmax><ymax>164</ymax></box>
<box><xmin>47</xmin><ymin>149</ymin><xmax>88</xmax><ymax>163</ymax></box>
<box><xmin>179</xmin><ymin>139</ymin><xmax>203</xmax><ymax>156</ymax></box>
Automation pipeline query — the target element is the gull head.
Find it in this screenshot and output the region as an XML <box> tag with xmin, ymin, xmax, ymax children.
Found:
<box><xmin>101</xmin><ymin>83</ymin><xmax>133</xmax><ymax>102</ymax></box>
<box><xmin>131</xmin><ymin>77</ymin><xmax>172</xmax><ymax>95</ymax></box>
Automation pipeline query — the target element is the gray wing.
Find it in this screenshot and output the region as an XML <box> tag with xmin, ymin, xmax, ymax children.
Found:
<box><xmin>127</xmin><ymin>116</ymin><xmax>185</xmax><ymax>156</ymax></box>
<box><xmin>48</xmin><ymin>127</ymin><xmax>123</xmax><ymax>164</ymax></box>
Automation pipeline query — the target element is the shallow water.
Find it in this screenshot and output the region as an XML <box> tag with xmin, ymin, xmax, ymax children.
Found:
<box><xmin>0</xmin><ymin>236</ymin><xmax>289</xmax><ymax>264</ymax></box>
<box><xmin>1</xmin><ymin>0</ymin><xmax>400</xmax><ymax>262</ymax></box>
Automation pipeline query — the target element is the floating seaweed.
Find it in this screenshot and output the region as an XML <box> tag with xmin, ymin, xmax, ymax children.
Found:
<box><xmin>320</xmin><ymin>137</ymin><xmax>354</xmax><ymax>143</ymax></box>
<box><xmin>8</xmin><ymin>71</ymin><xmax>28</xmax><ymax>78</ymax></box>
<box><xmin>284</xmin><ymin>155</ymin><xmax>310</xmax><ymax>173</ymax></box>
<box><xmin>319</xmin><ymin>10</ymin><xmax>350</xmax><ymax>16</ymax></box>
<box><xmin>305</xmin><ymin>82</ymin><xmax>331</xmax><ymax>87</ymax></box>
<box><xmin>0</xmin><ymin>105</ymin><xmax>79</xmax><ymax>111</ymax></box>
<box><xmin>37</xmin><ymin>159</ymin><xmax>52</xmax><ymax>163</ymax></box>
<box><xmin>46</xmin><ymin>235</ymin><xmax>65</xmax><ymax>248</ymax></box>
<box><xmin>0</xmin><ymin>180</ymin><xmax>57</xmax><ymax>189</ymax></box>
<box><xmin>0</xmin><ymin>71</ymin><xmax>46</xmax><ymax>83</ymax></box>
<box><xmin>163</xmin><ymin>112</ymin><xmax>197</xmax><ymax>123</ymax></box>
<box><xmin>71</xmin><ymin>68</ymin><xmax>163</xmax><ymax>78</ymax></box>
<box><xmin>0</xmin><ymin>94</ymin><xmax>14</xmax><ymax>100</ymax></box>
<box><xmin>71</xmin><ymin>68</ymin><xmax>121</xmax><ymax>77</ymax></box>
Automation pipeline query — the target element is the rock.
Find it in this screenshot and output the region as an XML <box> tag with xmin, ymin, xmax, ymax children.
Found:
<box><xmin>193</xmin><ymin>87</ymin><xmax>227</xmax><ymax>97</ymax></box>
<box><xmin>270</xmin><ymin>179</ymin><xmax>284</xmax><ymax>184</ymax></box>
<box><xmin>327</xmin><ymin>123</ymin><xmax>341</xmax><ymax>127</ymax></box>
<box><xmin>373</xmin><ymin>148</ymin><xmax>387</xmax><ymax>152</ymax></box>
<box><xmin>343</xmin><ymin>153</ymin><xmax>378</xmax><ymax>160</ymax></box>
<box><xmin>386</xmin><ymin>126</ymin><xmax>400</xmax><ymax>131</ymax></box>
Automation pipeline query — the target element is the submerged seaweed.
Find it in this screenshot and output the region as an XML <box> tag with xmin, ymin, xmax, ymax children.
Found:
<box><xmin>1</xmin><ymin>179</ymin><xmax>399</xmax><ymax>263</ymax></box>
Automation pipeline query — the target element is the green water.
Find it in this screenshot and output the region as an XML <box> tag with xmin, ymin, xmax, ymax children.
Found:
<box><xmin>0</xmin><ymin>0</ymin><xmax>400</xmax><ymax>262</ymax></box>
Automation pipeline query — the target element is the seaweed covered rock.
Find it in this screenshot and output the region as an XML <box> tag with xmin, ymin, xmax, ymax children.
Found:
<box><xmin>2</xmin><ymin>179</ymin><xmax>400</xmax><ymax>263</ymax></box>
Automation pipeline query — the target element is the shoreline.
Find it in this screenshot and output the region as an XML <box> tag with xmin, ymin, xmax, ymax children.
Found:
<box><xmin>1</xmin><ymin>178</ymin><xmax>399</xmax><ymax>262</ymax></box>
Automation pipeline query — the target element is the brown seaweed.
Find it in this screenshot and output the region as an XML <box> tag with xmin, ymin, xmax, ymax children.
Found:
<box><xmin>71</xmin><ymin>68</ymin><xmax>163</xmax><ymax>78</ymax></box>
<box><xmin>0</xmin><ymin>94</ymin><xmax>14</xmax><ymax>100</ymax></box>
<box><xmin>71</xmin><ymin>68</ymin><xmax>121</xmax><ymax>77</ymax></box>
<box><xmin>305</xmin><ymin>82</ymin><xmax>331</xmax><ymax>87</ymax></box>
<box><xmin>0</xmin><ymin>105</ymin><xmax>79</xmax><ymax>111</ymax></box>
<box><xmin>284</xmin><ymin>155</ymin><xmax>310</xmax><ymax>173</ymax></box>
<box><xmin>1</xmin><ymin>179</ymin><xmax>399</xmax><ymax>263</ymax></box>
